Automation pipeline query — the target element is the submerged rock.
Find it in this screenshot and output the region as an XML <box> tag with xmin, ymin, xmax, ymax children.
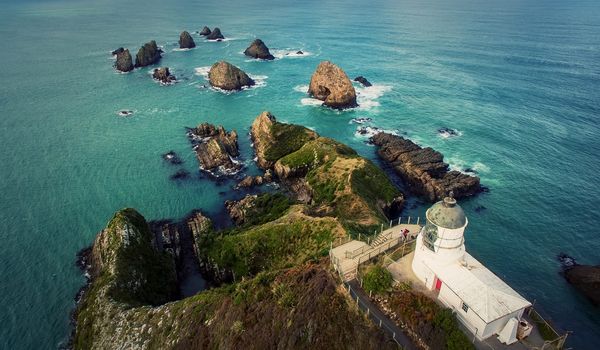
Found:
<box><xmin>244</xmin><ymin>39</ymin><xmax>275</xmax><ymax>60</ymax></box>
<box><xmin>206</xmin><ymin>27</ymin><xmax>224</xmax><ymax>40</ymax></box>
<box><xmin>308</xmin><ymin>61</ymin><xmax>357</xmax><ymax>109</ymax></box>
<box><xmin>354</xmin><ymin>76</ymin><xmax>372</xmax><ymax>87</ymax></box>
<box><xmin>170</xmin><ymin>169</ymin><xmax>190</xmax><ymax>180</ymax></box>
<box><xmin>179</xmin><ymin>31</ymin><xmax>196</xmax><ymax>49</ymax></box>
<box><xmin>117</xmin><ymin>110</ymin><xmax>134</xmax><ymax>117</ymax></box>
<box><xmin>187</xmin><ymin>123</ymin><xmax>241</xmax><ymax>175</ymax></box>
<box><xmin>199</xmin><ymin>26</ymin><xmax>211</xmax><ymax>36</ymax></box>
<box><xmin>162</xmin><ymin>150</ymin><xmax>183</xmax><ymax>165</ymax></box>
<box><xmin>135</xmin><ymin>40</ymin><xmax>162</xmax><ymax>67</ymax></box>
<box><xmin>152</xmin><ymin>67</ymin><xmax>176</xmax><ymax>85</ymax></box>
<box><xmin>370</xmin><ymin>132</ymin><xmax>482</xmax><ymax>202</ymax></box>
<box><xmin>208</xmin><ymin>61</ymin><xmax>254</xmax><ymax>91</ymax></box>
<box><xmin>438</xmin><ymin>127</ymin><xmax>460</xmax><ymax>138</ymax></box>
<box><xmin>296</xmin><ymin>50</ymin><xmax>304</xmax><ymax>55</ymax></box>
<box><xmin>114</xmin><ymin>48</ymin><xmax>133</xmax><ymax>72</ymax></box>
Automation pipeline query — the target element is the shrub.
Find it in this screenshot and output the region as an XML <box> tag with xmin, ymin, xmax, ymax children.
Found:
<box><xmin>362</xmin><ymin>265</ymin><xmax>393</xmax><ymax>294</ymax></box>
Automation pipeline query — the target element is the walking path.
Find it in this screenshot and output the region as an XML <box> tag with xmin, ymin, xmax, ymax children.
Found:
<box><xmin>347</xmin><ymin>280</ymin><xmax>418</xmax><ymax>350</ymax></box>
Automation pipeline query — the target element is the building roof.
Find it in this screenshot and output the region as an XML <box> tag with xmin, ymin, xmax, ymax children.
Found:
<box><xmin>426</xmin><ymin>196</ymin><xmax>467</xmax><ymax>229</ymax></box>
<box><xmin>425</xmin><ymin>252</ymin><xmax>531</xmax><ymax>323</ymax></box>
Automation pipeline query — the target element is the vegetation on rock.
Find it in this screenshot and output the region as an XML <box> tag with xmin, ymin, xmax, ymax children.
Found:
<box><xmin>362</xmin><ymin>265</ymin><xmax>393</xmax><ymax>294</ymax></box>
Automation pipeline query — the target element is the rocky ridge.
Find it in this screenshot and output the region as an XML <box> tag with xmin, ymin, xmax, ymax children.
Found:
<box><xmin>371</xmin><ymin>132</ymin><xmax>482</xmax><ymax>202</ymax></box>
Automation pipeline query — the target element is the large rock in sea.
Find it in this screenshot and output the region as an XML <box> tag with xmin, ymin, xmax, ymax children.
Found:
<box><xmin>199</xmin><ymin>26</ymin><xmax>211</xmax><ymax>36</ymax></box>
<box><xmin>135</xmin><ymin>40</ymin><xmax>162</xmax><ymax>67</ymax></box>
<box><xmin>114</xmin><ymin>48</ymin><xmax>133</xmax><ymax>72</ymax></box>
<box><xmin>370</xmin><ymin>132</ymin><xmax>482</xmax><ymax>202</ymax></box>
<box><xmin>186</xmin><ymin>123</ymin><xmax>241</xmax><ymax>175</ymax></box>
<box><xmin>179</xmin><ymin>31</ymin><xmax>196</xmax><ymax>49</ymax></box>
<box><xmin>208</xmin><ymin>61</ymin><xmax>254</xmax><ymax>91</ymax></box>
<box><xmin>564</xmin><ymin>264</ymin><xmax>600</xmax><ymax>305</ymax></box>
<box><xmin>244</xmin><ymin>39</ymin><xmax>275</xmax><ymax>60</ymax></box>
<box><xmin>152</xmin><ymin>67</ymin><xmax>176</xmax><ymax>84</ymax></box>
<box><xmin>206</xmin><ymin>27</ymin><xmax>224</xmax><ymax>40</ymax></box>
<box><xmin>308</xmin><ymin>61</ymin><xmax>357</xmax><ymax>109</ymax></box>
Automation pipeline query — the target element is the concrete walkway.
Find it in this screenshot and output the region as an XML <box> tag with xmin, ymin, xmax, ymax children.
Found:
<box><xmin>347</xmin><ymin>280</ymin><xmax>418</xmax><ymax>350</ymax></box>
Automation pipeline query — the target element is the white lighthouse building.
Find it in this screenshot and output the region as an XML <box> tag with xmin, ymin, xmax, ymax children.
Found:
<box><xmin>411</xmin><ymin>195</ymin><xmax>531</xmax><ymax>342</ymax></box>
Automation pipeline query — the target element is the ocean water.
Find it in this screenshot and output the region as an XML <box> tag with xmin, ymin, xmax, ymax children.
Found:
<box><xmin>0</xmin><ymin>0</ymin><xmax>599</xmax><ymax>348</ymax></box>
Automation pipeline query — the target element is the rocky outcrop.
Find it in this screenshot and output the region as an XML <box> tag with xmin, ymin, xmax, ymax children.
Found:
<box><xmin>225</xmin><ymin>194</ymin><xmax>258</xmax><ymax>225</ymax></box>
<box><xmin>566</xmin><ymin>265</ymin><xmax>600</xmax><ymax>305</ymax></box>
<box><xmin>370</xmin><ymin>132</ymin><xmax>482</xmax><ymax>202</ymax></box>
<box><xmin>559</xmin><ymin>254</ymin><xmax>600</xmax><ymax>305</ymax></box>
<box><xmin>206</xmin><ymin>27</ymin><xmax>224</xmax><ymax>40</ymax></box>
<box><xmin>186</xmin><ymin>123</ymin><xmax>240</xmax><ymax>175</ymax></box>
<box><xmin>199</xmin><ymin>26</ymin><xmax>211</xmax><ymax>36</ymax></box>
<box><xmin>250</xmin><ymin>111</ymin><xmax>318</xmax><ymax>169</ymax></box>
<box><xmin>244</xmin><ymin>39</ymin><xmax>275</xmax><ymax>60</ymax></box>
<box><xmin>162</xmin><ymin>150</ymin><xmax>183</xmax><ymax>165</ymax></box>
<box><xmin>208</xmin><ymin>61</ymin><xmax>254</xmax><ymax>91</ymax></box>
<box><xmin>152</xmin><ymin>67</ymin><xmax>176</xmax><ymax>84</ymax></box>
<box><xmin>114</xmin><ymin>48</ymin><xmax>133</xmax><ymax>72</ymax></box>
<box><xmin>354</xmin><ymin>76</ymin><xmax>372</xmax><ymax>87</ymax></box>
<box><xmin>179</xmin><ymin>31</ymin><xmax>196</xmax><ymax>49</ymax></box>
<box><xmin>308</xmin><ymin>61</ymin><xmax>357</xmax><ymax>109</ymax></box>
<box><xmin>237</xmin><ymin>169</ymin><xmax>274</xmax><ymax>189</ymax></box>
<box><xmin>134</xmin><ymin>40</ymin><xmax>162</xmax><ymax>67</ymax></box>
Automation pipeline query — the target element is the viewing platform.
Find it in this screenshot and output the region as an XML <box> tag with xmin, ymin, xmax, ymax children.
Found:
<box><xmin>330</xmin><ymin>217</ymin><xmax>423</xmax><ymax>281</ymax></box>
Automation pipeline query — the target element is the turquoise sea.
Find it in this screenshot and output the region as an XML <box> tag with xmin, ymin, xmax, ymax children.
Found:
<box><xmin>1</xmin><ymin>0</ymin><xmax>599</xmax><ymax>348</ymax></box>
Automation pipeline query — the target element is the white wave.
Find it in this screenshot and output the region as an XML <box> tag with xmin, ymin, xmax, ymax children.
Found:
<box><xmin>272</xmin><ymin>49</ymin><xmax>311</xmax><ymax>59</ymax></box>
<box><xmin>349</xmin><ymin>117</ymin><xmax>373</xmax><ymax>125</ymax></box>
<box><xmin>301</xmin><ymin>98</ymin><xmax>323</xmax><ymax>106</ymax></box>
<box><xmin>194</xmin><ymin>66</ymin><xmax>211</xmax><ymax>78</ymax></box>
<box><xmin>355</xmin><ymin>84</ymin><xmax>392</xmax><ymax>111</ymax></box>
<box><xmin>294</xmin><ymin>84</ymin><xmax>309</xmax><ymax>93</ymax></box>
<box><xmin>472</xmin><ymin>162</ymin><xmax>490</xmax><ymax>173</ymax></box>
<box><xmin>438</xmin><ymin>127</ymin><xmax>463</xmax><ymax>139</ymax></box>
<box><xmin>205</xmin><ymin>37</ymin><xmax>239</xmax><ymax>42</ymax></box>
<box><xmin>116</xmin><ymin>110</ymin><xmax>134</xmax><ymax>117</ymax></box>
<box><xmin>354</xmin><ymin>126</ymin><xmax>398</xmax><ymax>138</ymax></box>
<box><xmin>172</xmin><ymin>47</ymin><xmax>193</xmax><ymax>52</ymax></box>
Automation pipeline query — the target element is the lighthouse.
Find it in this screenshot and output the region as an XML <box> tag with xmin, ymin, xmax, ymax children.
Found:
<box><xmin>411</xmin><ymin>193</ymin><xmax>531</xmax><ymax>342</ymax></box>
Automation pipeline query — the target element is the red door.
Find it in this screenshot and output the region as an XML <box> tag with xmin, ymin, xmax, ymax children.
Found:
<box><xmin>435</xmin><ymin>278</ymin><xmax>442</xmax><ymax>291</ymax></box>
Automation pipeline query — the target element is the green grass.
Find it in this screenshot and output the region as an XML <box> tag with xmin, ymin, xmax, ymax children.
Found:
<box><xmin>263</xmin><ymin>122</ymin><xmax>316</xmax><ymax>162</ymax></box>
<box><xmin>241</xmin><ymin>193</ymin><xmax>292</xmax><ymax>227</ymax></box>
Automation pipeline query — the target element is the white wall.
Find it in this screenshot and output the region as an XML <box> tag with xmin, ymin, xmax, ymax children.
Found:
<box><xmin>438</xmin><ymin>283</ymin><xmax>487</xmax><ymax>339</ymax></box>
<box><xmin>481</xmin><ymin>309</ymin><xmax>525</xmax><ymax>339</ymax></box>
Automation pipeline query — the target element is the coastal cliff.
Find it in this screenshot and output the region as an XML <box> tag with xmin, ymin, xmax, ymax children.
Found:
<box><xmin>72</xmin><ymin>116</ymin><xmax>412</xmax><ymax>349</ymax></box>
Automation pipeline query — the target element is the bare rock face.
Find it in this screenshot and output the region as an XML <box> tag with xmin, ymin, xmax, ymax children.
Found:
<box><xmin>370</xmin><ymin>132</ymin><xmax>482</xmax><ymax>202</ymax></box>
<box><xmin>225</xmin><ymin>194</ymin><xmax>258</xmax><ymax>226</ymax></box>
<box><xmin>308</xmin><ymin>61</ymin><xmax>357</xmax><ymax>109</ymax></box>
<box><xmin>152</xmin><ymin>67</ymin><xmax>176</xmax><ymax>84</ymax></box>
<box><xmin>244</xmin><ymin>39</ymin><xmax>275</xmax><ymax>60</ymax></box>
<box><xmin>206</xmin><ymin>27</ymin><xmax>224</xmax><ymax>40</ymax></box>
<box><xmin>199</xmin><ymin>26</ymin><xmax>211</xmax><ymax>36</ymax></box>
<box><xmin>186</xmin><ymin>123</ymin><xmax>240</xmax><ymax>175</ymax></box>
<box><xmin>114</xmin><ymin>48</ymin><xmax>133</xmax><ymax>72</ymax></box>
<box><xmin>179</xmin><ymin>31</ymin><xmax>196</xmax><ymax>49</ymax></box>
<box><xmin>208</xmin><ymin>61</ymin><xmax>254</xmax><ymax>91</ymax></box>
<box><xmin>135</xmin><ymin>40</ymin><xmax>162</xmax><ymax>67</ymax></box>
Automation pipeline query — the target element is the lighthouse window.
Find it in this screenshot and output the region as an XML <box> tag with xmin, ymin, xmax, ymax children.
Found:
<box><xmin>423</xmin><ymin>221</ymin><xmax>438</xmax><ymax>251</ymax></box>
<box><xmin>461</xmin><ymin>302</ymin><xmax>469</xmax><ymax>313</ymax></box>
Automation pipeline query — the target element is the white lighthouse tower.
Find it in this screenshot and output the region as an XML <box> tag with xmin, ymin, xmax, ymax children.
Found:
<box><xmin>411</xmin><ymin>193</ymin><xmax>531</xmax><ymax>342</ymax></box>
<box><xmin>412</xmin><ymin>194</ymin><xmax>468</xmax><ymax>289</ymax></box>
